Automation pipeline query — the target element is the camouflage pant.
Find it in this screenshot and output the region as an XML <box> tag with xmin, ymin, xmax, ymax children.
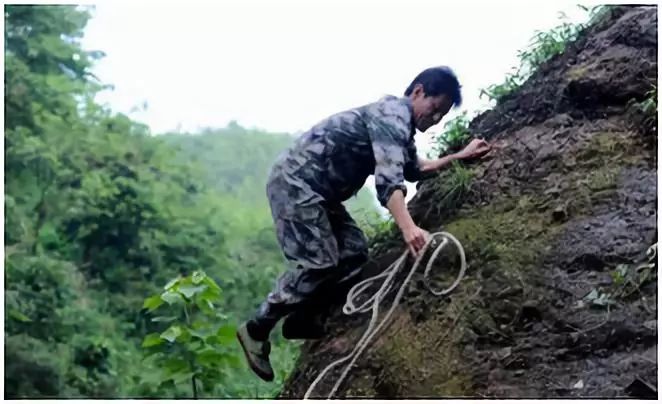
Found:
<box><xmin>249</xmin><ymin>172</ymin><xmax>369</xmax><ymax>338</ymax></box>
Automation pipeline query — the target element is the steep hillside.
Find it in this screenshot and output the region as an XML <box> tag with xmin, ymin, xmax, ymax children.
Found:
<box><xmin>280</xmin><ymin>5</ymin><xmax>657</xmax><ymax>399</ymax></box>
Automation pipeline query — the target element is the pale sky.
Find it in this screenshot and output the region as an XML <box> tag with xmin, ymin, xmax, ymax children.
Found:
<box><xmin>79</xmin><ymin>0</ymin><xmax>603</xmax><ymax>206</ymax></box>
<box><xmin>81</xmin><ymin>0</ymin><xmax>601</xmax><ymax>141</ymax></box>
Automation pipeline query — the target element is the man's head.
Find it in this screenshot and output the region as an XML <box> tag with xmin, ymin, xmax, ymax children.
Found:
<box><xmin>405</xmin><ymin>66</ymin><xmax>462</xmax><ymax>132</ymax></box>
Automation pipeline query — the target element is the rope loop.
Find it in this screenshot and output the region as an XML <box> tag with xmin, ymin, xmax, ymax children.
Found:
<box><xmin>304</xmin><ymin>231</ymin><xmax>466</xmax><ymax>399</ymax></box>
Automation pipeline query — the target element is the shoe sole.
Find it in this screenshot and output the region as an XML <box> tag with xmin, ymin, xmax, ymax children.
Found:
<box><xmin>236</xmin><ymin>330</ymin><xmax>275</xmax><ymax>382</ymax></box>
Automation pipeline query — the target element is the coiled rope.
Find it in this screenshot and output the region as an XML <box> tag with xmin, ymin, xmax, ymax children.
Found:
<box><xmin>304</xmin><ymin>231</ymin><xmax>467</xmax><ymax>399</ymax></box>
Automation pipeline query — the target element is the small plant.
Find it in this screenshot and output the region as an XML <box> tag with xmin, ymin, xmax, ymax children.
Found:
<box><xmin>431</xmin><ymin>111</ymin><xmax>471</xmax><ymax>157</ymax></box>
<box><xmin>626</xmin><ymin>81</ymin><xmax>657</xmax><ymax>138</ymax></box>
<box><xmin>639</xmin><ymin>85</ymin><xmax>658</xmax><ymax>116</ymax></box>
<box><xmin>141</xmin><ymin>271</ymin><xmax>239</xmax><ymax>398</ymax></box>
<box><xmin>630</xmin><ymin>83</ymin><xmax>658</xmax><ymax>129</ymax></box>
<box><xmin>356</xmin><ymin>210</ymin><xmax>396</xmax><ymax>240</ymax></box>
<box><xmin>609</xmin><ymin>264</ymin><xmax>628</xmax><ymax>286</ymax></box>
<box><xmin>609</xmin><ymin>243</ymin><xmax>657</xmax><ymax>299</ymax></box>
<box><xmin>424</xmin><ymin>161</ymin><xmax>474</xmax><ymax>219</ymax></box>
<box><xmin>480</xmin><ymin>74</ymin><xmax>524</xmax><ymax>104</ymax></box>
<box><xmin>480</xmin><ymin>5</ymin><xmax>611</xmax><ymax>104</ymax></box>
<box><xmin>580</xmin><ymin>4</ymin><xmax>612</xmax><ymax>26</ymax></box>
<box><xmin>447</xmin><ymin>161</ymin><xmax>474</xmax><ymax>191</ymax></box>
<box><xmin>583</xmin><ymin>288</ymin><xmax>615</xmax><ymax>308</ymax></box>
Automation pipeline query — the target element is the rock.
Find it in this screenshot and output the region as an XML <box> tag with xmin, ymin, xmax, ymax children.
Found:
<box><xmin>643</xmin><ymin>320</ymin><xmax>656</xmax><ymax>330</ymax></box>
<box><xmin>544</xmin><ymin>186</ymin><xmax>562</xmax><ymax>196</ymax></box>
<box><xmin>497</xmin><ymin>347</ymin><xmax>512</xmax><ymax>360</ymax></box>
<box><xmin>552</xmin><ymin>206</ymin><xmax>567</xmax><ymax>222</ymax></box>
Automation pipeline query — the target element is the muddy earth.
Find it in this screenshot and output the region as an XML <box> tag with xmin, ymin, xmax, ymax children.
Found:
<box><xmin>279</xmin><ymin>5</ymin><xmax>657</xmax><ymax>399</ymax></box>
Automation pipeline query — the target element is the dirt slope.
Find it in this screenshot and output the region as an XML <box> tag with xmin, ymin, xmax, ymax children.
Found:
<box><xmin>280</xmin><ymin>5</ymin><xmax>657</xmax><ymax>399</ymax></box>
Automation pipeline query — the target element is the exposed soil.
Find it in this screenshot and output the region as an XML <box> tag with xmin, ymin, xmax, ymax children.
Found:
<box><xmin>280</xmin><ymin>5</ymin><xmax>657</xmax><ymax>399</ymax></box>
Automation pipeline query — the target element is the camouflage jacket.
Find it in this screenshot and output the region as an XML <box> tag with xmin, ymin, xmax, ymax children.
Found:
<box><xmin>268</xmin><ymin>95</ymin><xmax>422</xmax><ymax>208</ymax></box>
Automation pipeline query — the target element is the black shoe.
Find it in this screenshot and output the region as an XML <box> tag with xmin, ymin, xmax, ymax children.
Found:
<box><xmin>237</xmin><ymin>322</ymin><xmax>275</xmax><ymax>382</ymax></box>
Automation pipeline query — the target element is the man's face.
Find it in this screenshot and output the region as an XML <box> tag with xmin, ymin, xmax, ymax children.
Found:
<box><xmin>410</xmin><ymin>84</ymin><xmax>453</xmax><ymax>133</ymax></box>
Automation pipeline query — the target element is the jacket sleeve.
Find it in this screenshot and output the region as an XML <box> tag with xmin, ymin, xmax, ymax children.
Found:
<box><xmin>366</xmin><ymin>100</ymin><xmax>414</xmax><ymax>207</ymax></box>
<box><xmin>403</xmin><ymin>141</ymin><xmax>422</xmax><ymax>182</ymax></box>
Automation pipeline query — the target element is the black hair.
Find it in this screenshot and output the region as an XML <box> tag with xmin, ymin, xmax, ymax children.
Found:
<box><xmin>404</xmin><ymin>66</ymin><xmax>462</xmax><ymax>107</ymax></box>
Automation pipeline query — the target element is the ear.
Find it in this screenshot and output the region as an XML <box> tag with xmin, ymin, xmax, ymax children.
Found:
<box><xmin>412</xmin><ymin>83</ymin><xmax>425</xmax><ymax>99</ymax></box>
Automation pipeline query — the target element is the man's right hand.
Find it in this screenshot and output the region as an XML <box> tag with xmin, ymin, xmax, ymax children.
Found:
<box><xmin>385</xmin><ymin>190</ymin><xmax>431</xmax><ymax>257</ymax></box>
<box><xmin>402</xmin><ymin>224</ymin><xmax>430</xmax><ymax>257</ymax></box>
<box><xmin>458</xmin><ymin>138</ymin><xmax>492</xmax><ymax>160</ymax></box>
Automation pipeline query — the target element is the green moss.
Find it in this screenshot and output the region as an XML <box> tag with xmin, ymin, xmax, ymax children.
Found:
<box><xmin>372</xmin><ymin>310</ymin><xmax>473</xmax><ymax>397</ymax></box>
<box><xmin>347</xmin><ymin>125</ymin><xmax>650</xmax><ymax>397</ymax></box>
<box><xmin>577</xmin><ymin>131</ymin><xmax>644</xmax><ymax>166</ymax></box>
<box><xmin>566</xmin><ymin>64</ymin><xmax>590</xmax><ymax>81</ymax></box>
<box><xmin>584</xmin><ymin>167</ymin><xmax>619</xmax><ymax>191</ymax></box>
<box><xmin>566</xmin><ymin>131</ymin><xmax>645</xmax><ymax>216</ymax></box>
<box><xmin>445</xmin><ymin>197</ymin><xmax>554</xmax><ymax>281</ymax></box>
<box><xmin>369</xmin><ymin>198</ymin><xmax>559</xmax><ymax>395</ymax></box>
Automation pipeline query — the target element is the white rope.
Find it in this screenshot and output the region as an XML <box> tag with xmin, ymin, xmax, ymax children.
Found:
<box><xmin>303</xmin><ymin>231</ymin><xmax>467</xmax><ymax>399</ymax></box>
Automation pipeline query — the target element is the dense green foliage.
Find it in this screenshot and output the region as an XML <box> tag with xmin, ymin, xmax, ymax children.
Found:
<box><xmin>4</xmin><ymin>5</ymin><xmax>383</xmax><ymax>398</ymax></box>
<box><xmin>480</xmin><ymin>5</ymin><xmax>611</xmax><ymax>103</ymax></box>
<box><xmin>429</xmin><ymin>6</ymin><xmax>614</xmax><ymax>157</ymax></box>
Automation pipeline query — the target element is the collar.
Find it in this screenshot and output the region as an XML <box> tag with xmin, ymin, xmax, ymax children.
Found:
<box><xmin>378</xmin><ymin>95</ymin><xmax>417</xmax><ymax>140</ymax></box>
<box><xmin>401</xmin><ymin>96</ymin><xmax>417</xmax><ymax>140</ymax></box>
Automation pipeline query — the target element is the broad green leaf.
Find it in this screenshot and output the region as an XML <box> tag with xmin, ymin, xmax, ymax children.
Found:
<box><xmin>593</xmin><ymin>292</ymin><xmax>613</xmax><ymax>307</ymax></box>
<box><xmin>194</xmin><ymin>296</ymin><xmax>215</xmax><ymax>314</ymax></box>
<box><xmin>200</xmin><ymin>286</ymin><xmax>221</xmax><ymax>301</ymax></box>
<box><xmin>584</xmin><ymin>289</ymin><xmax>599</xmax><ymax>301</ymax></box>
<box><xmin>191</xmin><ymin>319</ymin><xmax>207</xmax><ymax>329</ymax></box>
<box><xmin>164</xmin><ymin>276</ymin><xmax>182</xmax><ymax>291</ymax></box>
<box><xmin>192</xmin><ymin>271</ymin><xmax>206</xmax><ymax>284</ymax></box>
<box><xmin>142</xmin><ymin>346</ymin><xmax>163</xmax><ymax>359</ymax></box>
<box><xmin>205</xmin><ymin>335</ymin><xmax>220</xmax><ymax>345</ymax></box>
<box><xmin>178</xmin><ymin>284</ymin><xmax>207</xmax><ymax>299</ymax></box>
<box><xmin>160</xmin><ymin>325</ymin><xmax>182</xmax><ymax>343</ymax></box>
<box><xmin>217</xmin><ymin>324</ymin><xmax>237</xmax><ymax>345</ymax></box>
<box><xmin>196</xmin><ymin>349</ymin><xmax>225</xmax><ymax>366</ymax></box>
<box><xmin>158</xmin><ymin>379</ymin><xmax>176</xmax><ymax>390</ymax></box>
<box><xmin>188</xmin><ymin>328</ymin><xmax>212</xmax><ymax>340</ymax></box>
<box><xmin>171</xmin><ymin>371</ymin><xmax>196</xmax><ymax>384</ymax></box>
<box><xmin>163</xmin><ymin>358</ymin><xmax>189</xmax><ymax>375</ymax></box>
<box><xmin>8</xmin><ymin>309</ymin><xmax>31</xmax><ymax>322</ymax></box>
<box><xmin>143</xmin><ymin>295</ymin><xmax>164</xmax><ymax>311</ymax></box>
<box><xmin>616</xmin><ymin>264</ymin><xmax>629</xmax><ymax>277</ymax></box>
<box><xmin>202</xmin><ymin>276</ymin><xmax>222</xmax><ymax>293</ymax></box>
<box><xmin>177</xmin><ymin>328</ymin><xmax>192</xmax><ymax>343</ymax></box>
<box><xmin>142</xmin><ymin>333</ymin><xmax>164</xmax><ymax>348</ymax></box>
<box><xmin>177</xmin><ymin>276</ymin><xmax>194</xmax><ymax>289</ymax></box>
<box><xmin>185</xmin><ymin>340</ymin><xmax>204</xmax><ymax>352</ymax></box>
<box><xmin>161</xmin><ymin>291</ymin><xmax>184</xmax><ymax>305</ymax></box>
<box><xmin>151</xmin><ymin>315</ymin><xmax>178</xmax><ymax>323</ymax></box>
<box><xmin>223</xmin><ymin>353</ymin><xmax>242</xmax><ymax>368</ymax></box>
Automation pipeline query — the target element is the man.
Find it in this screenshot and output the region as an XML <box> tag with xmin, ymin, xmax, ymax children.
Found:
<box><xmin>237</xmin><ymin>66</ymin><xmax>491</xmax><ymax>381</ymax></box>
